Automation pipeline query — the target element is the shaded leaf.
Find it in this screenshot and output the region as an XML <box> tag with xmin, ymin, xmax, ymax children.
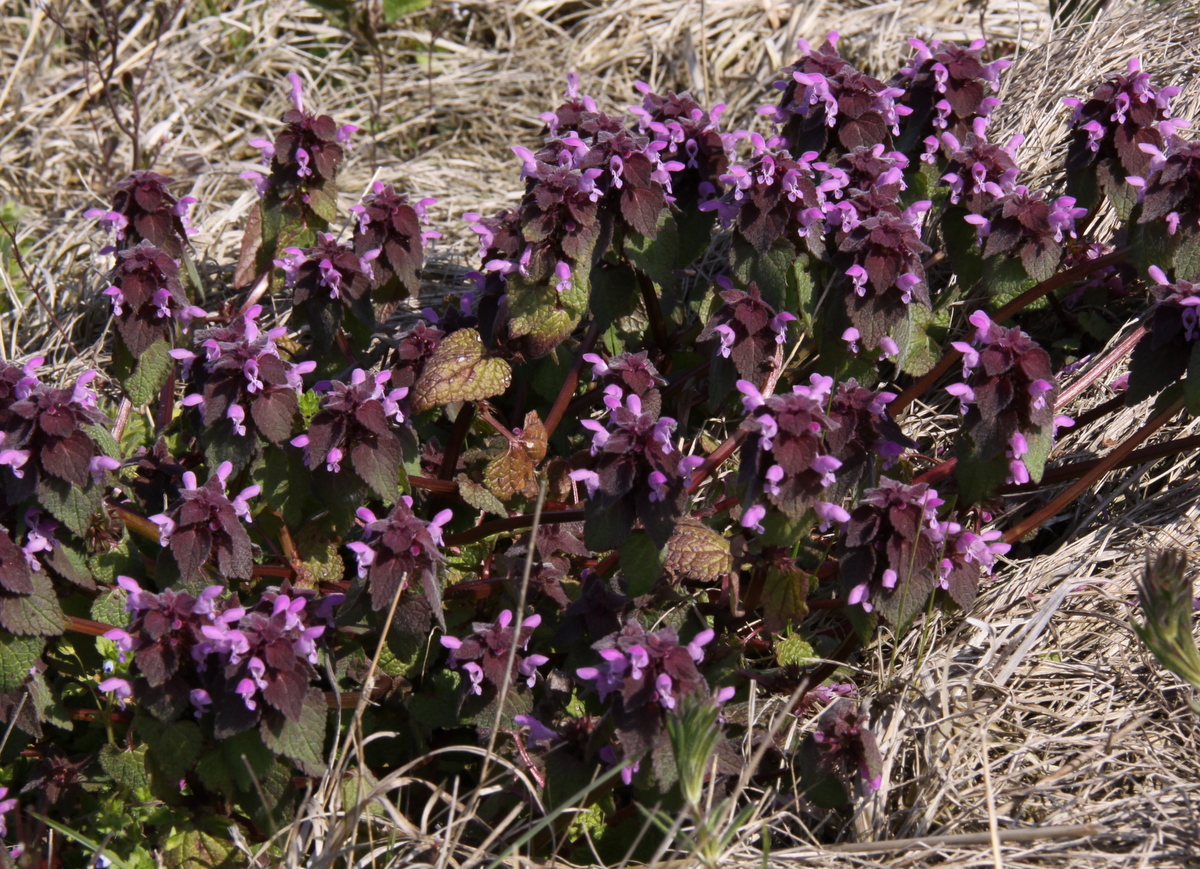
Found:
<box><xmin>619</xmin><ymin>530</ymin><xmax>666</xmax><ymax>597</ymax></box>
<box><xmin>37</xmin><ymin>474</ymin><xmax>100</xmax><ymax>537</ymax></box>
<box><xmin>126</xmin><ymin>339</ymin><xmax>175</xmax><ymax>406</ymax></box>
<box><xmin>136</xmin><ymin>716</ymin><xmax>202</xmax><ymax>783</ymax></box>
<box><xmin>761</xmin><ymin>566</ymin><xmax>809</xmax><ymax>634</ymax></box>
<box><xmin>0</xmin><ymin>573</ymin><xmax>65</xmax><ymax>636</ymax></box>
<box><xmin>663</xmin><ymin>519</ymin><xmax>731</xmax><ymax>583</ymax></box>
<box><xmin>260</xmin><ymin>687</ymin><xmax>328</xmax><ymax>776</ymax></box>
<box><xmin>99</xmin><ymin>743</ymin><xmax>149</xmax><ymax>793</ymax></box>
<box><xmin>456</xmin><ymin>474</ymin><xmax>508</xmax><ymax>517</ymax></box>
<box><xmin>0</xmin><ymin>633</ymin><xmax>43</xmax><ymax>692</ymax></box>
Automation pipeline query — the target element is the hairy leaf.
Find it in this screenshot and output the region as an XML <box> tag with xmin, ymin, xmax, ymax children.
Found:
<box><xmin>0</xmin><ymin>573</ymin><xmax>65</xmax><ymax>636</ymax></box>
<box><xmin>619</xmin><ymin>530</ymin><xmax>666</xmax><ymax>597</ymax></box>
<box><xmin>456</xmin><ymin>474</ymin><xmax>508</xmax><ymax>518</ymax></box>
<box><xmin>410</xmin><ymin>329</ymin><xmax>512</xmax><ymax>412</ymax></box>
<box><xmin>0</xmin><ymin>633</ymin><xmax>43</xmax><ymax>692</ymax></box>
<box><xmin>126</xmin><ymin>339</ymin><xmax>175</xmax><ymax>406</ymax></box>
<box><xmin>663</xmin><ymin>519</ymin><xmax>731</xmax><ymax>583</ymax></box>
<box><xmin>260</xmin><ymin>687</ymin><xmax>328</xmax><ymax>776</ymax></box>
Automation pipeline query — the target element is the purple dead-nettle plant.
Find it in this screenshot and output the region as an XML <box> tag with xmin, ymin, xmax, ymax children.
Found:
<box><xmin>573</xmin><ymin>390</ymin><xmax>699</xmax><ymax>547</ymax></box>
<box><xmin>174</xmin><ymin>304</ymin><xmax>313</xmax><ymax>446</ymax></box>
<box><xmin>350</xmin><ymin>182</ymin><xmax>438</xmax><ymax>305</ymax></box>
<box><xmin>820</xmin><ymin>144</ymin><xmax>910</xmax><ymax>232</ymax></box>
<box><xmin>84</xmin><ymin>170</ymin><xmax>197</xmax><ymax>258</ymax></box>
<box><xmin>938</xmin><ymin>118</ymin><xmax>1022</xmax><ymax>209</ymax></box>
<box><xmin>0</xmin><ymin>359</ymin><xmax>112</xmax><ymax>500</ymax></box>
<box><xmin>925</xmin><ymin>514</ymin><xmax>1011</xmax><ymax>611</ymax></box>
<box><xmin>837</xmin><ymin>478</ymin><xmax>948</xmax><ymax>627</ymax></box>
<box><xmin>961</xmin><ymin>185</ymin><xmax>1087</xmax><ymax>283</ymax></box>
<box><xmin>1064</xmin><ymin>58</ymin><xmax>1186</xmax><ymax>188</ymax></box>
<box><xmin>835</xmin><ymin>198</ymin><xmax>932</xmax><ymax>349</ymax></box>
<box><xmin>149</xmin><ymin>461</ymin><xmax>260</xmax><ymax>583</ymax></box>
<box><xmin>767</xmin><ymin>32</ymin><xmax>910</xmax><ymax>157</ymax></box>
<box><xmin>582</xmin><ymin>351</ymin><xmax>669</xmax><ymax>416</ymax></box>
<box><xmin>800</xmin><ymin>697</ymin><xmax>884</xmax><ymax>800</ymax></box>
<box><xmin>104</xmin><ymin>240</ymin><xmax>207</xmax><ymax>356</ymax></box>
<box><xmin>1127</xmin><ymin>267</ymin><xmax>1200</xmax><ymax>402</ymax></box>
<box><xmin>701</xmin><ymin>133</ymin><xmax>827</xmax><ymax>258</ymax></box>
<box><xmin>439</xmin><ymin>609</ymin><xmax>546</xmax><ymax>696</ymax></box>
<box><xmin>628</xmin><ymin>82</ymin><xmax>734</xmax><ymax>199</ymax></box>
<box><xmin>241</xmin><ymin>72</ymin><xmax>355</xmax><ymax>200</ymax></box>
<box><xmin>346</xmin><ymin>498</ymin><xmax>452</xmax><ymax>613</ymax></box>
<box><xmin>19</xmin><ymin>510</ymin><xmax>57</xmax><ymax>573</ymax></box>
<box><xmin>275</xmin><ymin>232</ymin><xmax>381</xmax><ymax>350</ymax></box>
<box><xmin>736</xmin><ymin>374</ymin><xmax>848</xmax><ymax>527</ymax></box>
<box><xmin>290</xmin><ymin>367</ymin><xmax>408</xmax><ymax>501</ymax></box>
<box><xmin>894</xmin><ymin>38</ymin><xmax>1009</xmax><ymax>149</ymax></box>
<box><xmin>390</xmin><ymin>319</ymin><xmax>445</xmax><ymax>391</ymax></box>
<box><xmin>1130</xmin><ymin>135</ymin><xmax>1200</xmax><ymax>237</ymax></box>
<box><xmin>824</xmin><ymin>379</ymin><xmax>918</xmax><ymax>494</ymax></box>
<box><xmin>540</xmin><ymin>72</ymin><xmax>599</xmax><ymax>137</ymax></box>
<box><xmin>948</xmin><ymin>311</ymin><xmax>1069</xmax><ymax>485</ymax></box>
<box><xmin>697</xmin><ymin>284</ymin><xmax>796</xmax><ymax>386</ymax></box>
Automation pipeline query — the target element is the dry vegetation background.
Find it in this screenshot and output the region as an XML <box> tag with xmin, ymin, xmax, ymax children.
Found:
<box><xmin>2</xmin><ymin>0</ymin><xmax>1200</xmax><ymax>865</ymax></box>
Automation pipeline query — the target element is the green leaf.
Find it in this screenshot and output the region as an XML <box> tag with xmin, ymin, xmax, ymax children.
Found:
<box><xmin>91</xmin><ymin>588</ymin><xmax>130</xmax><ymax>628</ymax></box>
<box><xmin>202</xmin><ymin>425</ymin><xmax>257</xmax><ymax>475</ymax></box>
<box><xmin>761</xmin><ymin>567</ymin><xmax>809</xmax><ymax>634</ymax></box>
<box><xmin>942</xmin><ymin>206</ymin><xmax>985</xmax><ymax>292</ymax></box>
<box><xmin>731</xmin><ymin>237</ymin><xmax>794</xmax><ymax>311</ymax></box>
<box><xmin>589</xmin><ymin>260</ymin><xmax>640</xmax><ymax>333</ymax></box>
<box><xmin>161</xmin><ymin>823</ymin><xmax>238</xmax><ymax>869</ymax></box>
<box><xmin>220</xmin><ymin>728</ymin><xmax>275</xmax><ymax>793</ymax></box>
<box><xmin>774</xmin><ymin>634</ymin><xmax>815</xmax><ymax>667</ymax></box>
<box><xmin>254</xmin><ymin>445</ymin><xmax>312</xmax><ymax>528</ymax></box>
<box><xmin>508</xmin><ymin>266</ymin><xmax>592</xmax><ymax>358</ymax></box>
<box><xmin>135</xmin><ymin>716</ymin><xmax>202</xmax><ymax>784</ymax></box>
<box><xmin>125</xmin><ymin>338</ymin><xmax>174</xmax><ymax>406</ymax></box>
<box><xmin>457</xmin><ymin>474</ymin><xmax>509</xmax><ymax>517</ymax></box>
<box><xmin>382</xmin><ymin>0</ymin><xmax>431</xmax><ymax>22</ymax></box>
<box><xmin>45</xmin><ymin>538</ymin><xmax>97</xmax><ymax>590</ymax></box>
<box><xmin>89</xmin><ymin>538</ymin><xmax>140</xmax><ymax>588</ymax></box>
<box><xmin>195</xmin><ymin>751</ymin><xmax>236</xmax><ymax>796</ymax></box>
<box><xmin>260</xmin><ymin>687</ymin><xmax>328</xmax><ymax>776</ymax></box>
<box><xmin>624</xmin><ymin>216</ymin><xmax>678</xmax><ymax>291</ymax></box>
<box><xmin>99</xmin><ymin>743</ymin><xmax>150</xmax><ymax>793</ymax></box>
<box><xmin>981</xmin><ymin>256</ymin><xmax>1035</xmax><ymax>311</ymax></box>
<box><xmin>83</xmin><ymin>423</ymin><xmax>122</xmax><ymax>460</ymax></box>
<box><xmin>955</xmin><ymin>448</ymin><xmax>1010</xmax><ymax>507</ymax></box>
<box><xmin>0</xmin><ymin>633</ymin><xmax>43</xmax><ymax>691</ymax></box>
<box><xmin>307</xmin><ymin>184</ymin><xmax>338</xmax><ymax>223</ymax></box>
<box><xmin>1176</xmin><ymin>225</ymin><xmax>1200</xmax><ymax>282</ymax></box>
<box><xmin>410</xmin><ymin>328</ymin><xmax>512</xmax><ymax>412</ymax></box>
<box><xmin>619</xmin><ymin>530</ymin><xmax>666</xmax><ymax>597</ymax></box>
<box><xmin>0</xmin><ymin>573</ymin><xmax>65</xmax><ymax>636</ymax></box>
<box><xmin>891</xmin><ymin>302</ymin><xmax>941</xmax><ymax>377</ymax></box>
<box><xmin>1022</xmin><ymin>425</ymin><xmax>1054</xmax><ymax>484</ymax></box>
<box><xmin>37</xmin><ymin>474</ymin><xmax>100</xmax><ymax>537</ymax></box>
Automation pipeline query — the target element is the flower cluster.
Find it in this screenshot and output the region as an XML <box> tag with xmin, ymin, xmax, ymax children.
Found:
<box><xmin>577</xmin><ymin>619</ymin><xmax>712</xmax><ymax>713</ymax></box>
<box><xmin>440</xmin><ymin>609</ymin><xmax>545</xmax><ymax>695</ymax></box>
<box><xmin>895</xmin><ymin>38</ymin><xmax>1009</xmax><ymax>148</ymax></box>
<box><xmin>148</xmin><ymin>462</ymin><xmax>259</xmax><ymax>583</ymax></box>
<box><xmin>961</xmin><ymin>185</ymin><xmax>1087</xmax><ymax>282</ymax></box>
<box><xmin>241</xmin><ymin>73</ymin><xmax>355</xmax><ymax>200</ymax></box>
<box><xmin>351</xmin><ymin>182</ymin><xmax>438</xmax><ymax>305</ymax></box>
<box><xmin>768</xmin><ymin>32</ymin><xmax>909</xmax><ymax>156</ymax></box>
<box><xmin>291</xmin><ymin>368</ymin><xmax>408</xmax><ymax>501</ymax></box>
<box><xmin>345</xmin><ymin>499</ymin><xmax>452</xmax><ymax>612</ymax></box>
<box><xmin>697</xmin><ymin>284</ymin><xmax>795</xmax><ymax>385</ymax></box>
<box><xmin>1131</xmin><ymin>135</ymin><xmax>1200</xmax><ymax>237</ymax></box>
<box><xmin>582</xmin><ymin>350</ymin><xmax>668</xmax><ymax>416</ymax></box>
<box><xmin>823</xmin><ymin>379</ymin><xmax>916</xmax><ymax>491</ymax></box>
<box><xmin>174</xmin><ymin>304</ymin><xmax>312</xmax><ymax>448</ymax></box>
<box><xmin>1127</xmin><ymin>266</ymin><xmax>1200</xmax><ymax>401</ymax></box>
<box><xmin>938</xmin><ymin>118</ymin><xmax>1022</xmax><ymax>210</ymax></box>
<box><xmin>102</xmin><ymin>576</ymin><xmax>337</xmax><ymax>740</ymax></box>
<box><xmin>948</xmin><ymin>311</ymin><xmax>1067</xmax><ymax>484</ymax></box>
<box><xmin>390</xmin><ymin>320</ymin><xmax>445</xmax><ymax>391</ymax></box>
<box><xmin>628</xmin><ymin>83</ymin><xmax>733</xmax><ymax>199</ymax></box>
<box><xmin>275</xmin><ymin>232</ymin><xmax>380</xmax><ymax>351</ymax></box>
<box><xmin>0</xmin><ymin>359</ymin><xmax>112</xmax><ymax>509</ymax></box>
<box><xmin>701</xmin><ymin>133</ymin><xmax>827</xmax><ymax>257</ymax></box>
<box><xmin>0</xmin><ymin>785</ymin><xmax>17</xmax><ymax>839</ymax></box>
<box><xmin>103</xmin><ymin>240</ymin><xmax>206</xmax><ymax>355</ymax></box>
<box><xmin>736</xmin><ymin>375</ymin><xmax>846</xmax><ymax>526</ymax></box>
<box><xmin>84</xmin><ymin>170</ymin><xmax>197</xmax><ymax>258</ymax></box>
<box><xmin>837</xmin><ymin>478</ymin><xmax>946</xmax><ymax>626</ymax></box>
<box><xmin>571</xmin><ymin>391</ymin><xmax>699</xmax><ymax>548</ymax></box>
<box><xmin>1064</xmin><ymin>58</ymin><xmax>1184</xmax><ymax>182</ymax></box>
<box><xmin>799</xmin><ymin>697</ymin><xmax>883</xmax><ymax>803</ymax></box>
<box><xmin>926</xmin><ymin>516</ymin><xmax>1011</xmax><ymax>611</ymax></box>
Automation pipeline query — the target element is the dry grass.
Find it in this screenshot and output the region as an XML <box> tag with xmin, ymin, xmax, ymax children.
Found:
<box><xmin>3</xmin><ymin>0</ymin><xmax>1200</xmax><ymax>866</ymax></box>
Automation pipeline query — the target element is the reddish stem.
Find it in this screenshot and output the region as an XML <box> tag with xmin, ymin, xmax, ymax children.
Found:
<box><xmin>892</xmin><ymin>247</ymin><xmax>1132</xmax><ymax>415</ymax></box>
<box><xmin>1001</xmin><ymin>395</ymin><xmax>1182</xmax><ymax>544</ymax></box>
<box><xmin>686</xmin><ymin>429</ymin><xmax>748</xmax><ymax>495</ymax></box>
<box><xmin>443</xmin><ymin>508</ymin><xmax>585</xmax><ymax>547</ymax></box>
<box><xmin>65</xmin><ymin>615</ymin><xmax>116</xmax><ymax>637</ymax></box>
<box><xmin>1055</xmin><ymin>325</ymin><xmax>1145</xmax><ymax>409</ymax></box>
<box><xmin>545</xmin><ymin>320</ymin><xmax>600</xmax><ymax>438</ymax></box>
<box><xmin>438</xmin><ymin>402</ymin><xmax>476</xmax><ymax>480</ymax></box>
<box><xmin>410</xmin><ymin>475</ymin><xmax>458</xmax><ymax>494</ymax></box>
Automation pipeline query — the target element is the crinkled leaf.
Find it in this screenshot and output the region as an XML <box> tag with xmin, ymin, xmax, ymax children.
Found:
<box><xmin>254</xmin><ymin>445</ymin><xmax>312</xmax><ymax>529</ymax></box>
<box><xmin>351</xmin><ymin>431</ymin><xmax>402</xmax><ymax>503</ymax></box>
<box><xmin>252</xmin><ymin>389</ymin><xmax>299</xmax><ymax>444</ymax></box>
<box><xmin>410</xmin><ymin>329</ymin><xmax>512</xmax><ymax>412</ymax></box>
<box><xmin>1176</xmin><ymin>226</ymin><xmax>1200</xmax><ymax>283</ymax></box>
<box><xmin>135</xmin><ymin>716</ymin><xmax>202</xmax><ymax>783</ymax></box>
<box><xmin>774</xmin><ymin>634</ymin><xmax>815</xmax><ymax>667</ymax></box>
<box><xmin>0</xmin><ymin>633</ymin><xmax>43</xmax><ymax>692</ymax></box>
<box><xmin>125</xmin><ymin>338</ymin><xmax>175</xmax><ymax>406</ymax></box>
<box><xmin>260</xmin><ymin>687</ymin><xmax>328</xmax><ymax>776</ymax></box>
<box><xmin>0</xmin><ymin>528</ymin><xmax>33</xmax><ymax>594</ymax></box>
<box><xmin>83</xmin><ymin>423</ymin><xmax>122</xmax><ymax>461</ymax></box>
<box><xmin>456</xmin><ymin>474</ymin><xmax>508</xmax><ymax>517</ymax></box>
<box><xmin>161</xmin><ymin>824</ymin><xmax>238</xmax><ymax>869</ymax></box>
<box><xmin>45</xmin><ymin>539</ymin><xmax>97</xmax><ymax>590</ymax></box>
<box><xmin>307</xmin><ymin>185</ymin><xmax>338</xmax><ymax>223</ymax></box>
<box><xmin>37</xmin><ymin>470</ymin><xmax>101</xmax><ymax>536</ymax></box>
<box><xmin>91</xmin><ymin>588</ymin><xmax>131</xmax><ymax>629</ymax></box>
<box><xmin>762</xmin><ymin>566</ymin><xmax>809</xmax><ymax>634</ymax></box>
<box><xmin>618</xmin><ymin>530</ymin><xmax>666</xmax><ymax>597</ymax></box>
<box><xmin>981</xmin><ymin>255</ymin><xmax>1036</xmax><ymax>310</ymax></box>
<box><xmin>171</xmin><ymin>524</ymin><xmax>213</xmax><ymax>583</ymax></box>
<box><xmin>732</xmin><ymin>237</ymin><xmax>795</xmax><ymax>312</ymax></box>
<box><xmin>508</xmin><ymin>266</ymin><xmax>591</xmax><ymax>358</ymax></box>
<box><xmin>624</xmin><ymin>216</ymin><xmax>678</xmax><ymax>291</ymax></box>
<box><xmin>99</xmin><ymin>743</ymin><xmax>149</xmax><ymax>793</ymax></box>
<box><xmin>0</xmin><ymin>573</ymin><xmax>65</xmax><ymax>636</ymax></box>
<box><xmin>484</xmin><ymin>444</ymin><xmax>535</xmax><ymax>501</ymax></box>
<box><xmin>891</xmin><ymin>302</ymin><xmax>943</xmax><ymax>377</ymax></box>
<box><xmin>663</xmin><ymin>519</ymin><xmax>731</xmax><ymax>583</ymax></box>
